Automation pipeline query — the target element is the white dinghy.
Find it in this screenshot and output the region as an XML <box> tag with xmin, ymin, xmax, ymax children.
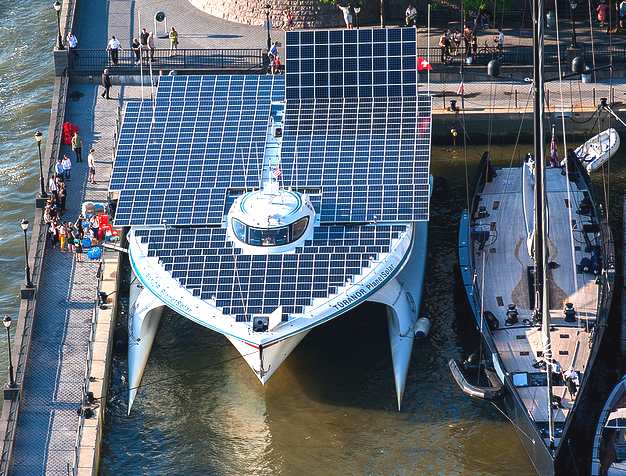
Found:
<box><xmin>573</xmin><ymin>128</ymin><xmax>620</xmax><ymax>173</ymax></box>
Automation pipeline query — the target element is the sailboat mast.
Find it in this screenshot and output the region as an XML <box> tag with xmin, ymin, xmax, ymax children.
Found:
<box><xmin>532</xmin><ymin>0</ymin><xmax>555</xmax><ymax>449</ymax></box>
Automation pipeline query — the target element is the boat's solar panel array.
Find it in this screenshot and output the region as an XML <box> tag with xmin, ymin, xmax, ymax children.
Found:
<box><xmin>135</xmin><ymin>224</ymin><xmax>408</xmax><ymax>320</ymax></box>
<box><xmin>110</xmin><ymin>75</ymin><xmax>284</xmax><ymax>192</ymax></box>
<box><xmin>111</xmin><ymin>27</ymin><xmax>432</xmax><ymax>320</ymax></box>
<box><xmin>285</xmin><ymin>27</ymin><xmax>417</xmax><ymax>100</ymax></box>
<box><xmin>281</xmin><ymin>96</ymin><xmax>431</xmax><ymax>222</ymax></box>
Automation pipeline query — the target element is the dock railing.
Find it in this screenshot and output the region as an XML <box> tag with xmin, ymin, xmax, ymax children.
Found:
<box><xmin>67</xmin><ymin>48</ymin><xmax>266</xmax><ymax>76</ymax></box>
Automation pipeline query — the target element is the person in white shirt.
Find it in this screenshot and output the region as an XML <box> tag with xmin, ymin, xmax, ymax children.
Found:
<box><xmin>337</xmin><ymin>4</ymin><xmax>353</xmax><ymax>29</ymax></box>
<box><xmin>61</xmin><ymin>155</ymin><xmax>72</xmax><ymax>180</ymax></box>
<box><xmin>107</xmin><ymin>36</ymin><xmax>122</xmax><ymax>65</ymax></box>
<box><xmin>496</xmin><ymin>28</ymin><xmax>504</xmax><ymax>51</ymax></box>
<box><xmin>405</xmin><ymin>4</ymin><xmax>417</xmax><ymax>27</ymax></box>
<box><xmin>67</xmin><ymin>32</ymin><xmax>78</xmax><ymax>65</ymax></box>
<box><xmin>87</xmin><ymin>148</ymin><xmax>96</xmax><ymax>184</ymax></box>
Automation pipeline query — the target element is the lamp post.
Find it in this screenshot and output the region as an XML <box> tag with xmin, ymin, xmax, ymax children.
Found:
<box><xmin>3</xmin><ymin>316</ymin><xmax>15</xmax><ymax>390</ymax></box>
<box><xmin>379</xmin><ymin>0</ymin><xmax>385</xmax><ymax>28</ymax></box>
<box><xmin>20</xmin><ymin>220</ymin><xmax>33</xmax><ymax>290</ymax></box>
<box><xmin>53</xmin><ymin>0</ymin><xmax>64</xmax><ymax>50</ymax></box>
<box><xmin>569</xmin><ymin>1</ymin><xmax>578</xmax><ymax>50</ymax></box>
<box><xmin>354</xmin><ymin>5</ymin><xmax>361</xmax><ymax>29</ymax></box>
<box><xmin>34</xmin><ymin>131</ymin><xmax>47</xmax><ymax>204</ymax></box>
<box><xmin>264</xmin><ymin>3</ymin><xmax>272</xmax><ymax>52</ymax></box>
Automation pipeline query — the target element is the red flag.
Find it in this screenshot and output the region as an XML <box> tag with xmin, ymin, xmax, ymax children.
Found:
<box><xmin>417</xmin><ymin>56</ymin><xmax>432</xmax><ymax>71</ymax></box>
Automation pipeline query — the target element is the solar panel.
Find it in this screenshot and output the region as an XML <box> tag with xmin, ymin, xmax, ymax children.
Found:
<box><xmin>114</xmin><ymin>188</ymin><xmax>228</xmax><ymax>226</ymax></box>
<box><xmin>135</xmin><ymin>224</ymin><xmax>409</xmax><ymax>320</ymax></box>
<box><xmin>285</xmin><ymin>27</ymin><xmax>418</xmax><ymax>100</ymax></box>
<box><xmin>110</xmin><ymin>75</ymin><xmax>284</xmax><ymax>192</ymax></box>
<box><xmin>281</xmin><ymin>95</ymin><xmax>431</xmax><ymax>222</ymax></box>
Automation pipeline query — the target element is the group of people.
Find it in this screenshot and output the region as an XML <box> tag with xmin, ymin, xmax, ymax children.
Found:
<box><xmin>44</xmin><ymin>131</ymin><xmax>99</xmax><ymax>257</ymax></box>
<box><xmin>438</xmin><ymin>26</ymin><xmax>503</xmax><ymax>64</ymax></box>
<box><xmin>268</xmin><ymin>41</ymin><xmax>283</xmax><ymax>74</ymax></box>
<box><xmin>106</xmin><ymin>26</ymin><xmax>179</xmax><ymax>66</ymax></box>
<box><xmin>595</xmin><ymin>0</ymin><xmax>626</xmax><ymax>29</ymax></box>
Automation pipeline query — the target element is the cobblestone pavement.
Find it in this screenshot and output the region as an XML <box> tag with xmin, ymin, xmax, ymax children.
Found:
<box><xmin>10</xmin><ymin>84</ymin><xmax>143</xmax><ymax>475</ymax></box>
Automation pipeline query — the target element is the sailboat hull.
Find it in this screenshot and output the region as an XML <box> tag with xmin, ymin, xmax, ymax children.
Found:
<box><xmin>457</xmin><ymin>155</ymin><xmax>614</xmax><ymax>475</ymax></box>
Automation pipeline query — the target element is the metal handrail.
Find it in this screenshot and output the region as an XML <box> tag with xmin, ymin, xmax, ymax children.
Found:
<box><xmin>70</xmin><ymin>260</ymin><xmax>104</xmax><ymax>476</ymax></box>
<box><xmin>68</xmin><ymin>48</ymin><xmax>265</xmax><ymax>75</ymax></box>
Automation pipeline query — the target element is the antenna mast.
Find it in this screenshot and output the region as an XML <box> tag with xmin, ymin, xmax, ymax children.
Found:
<box><xmin>532</xmin><ymin>0</ymin><xmax>555</xmax><ymax>450</ymax></box>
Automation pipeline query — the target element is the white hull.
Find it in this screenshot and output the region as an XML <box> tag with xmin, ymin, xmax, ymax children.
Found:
<box><xmin>127</xmin><ymin>271</ymin><xmax>164</xmax><ymax>413</ymax></box>
<box><xmin>573</xmin><ymin>128</ymin><xmax>620</xmax><ymax>173</ymax></box>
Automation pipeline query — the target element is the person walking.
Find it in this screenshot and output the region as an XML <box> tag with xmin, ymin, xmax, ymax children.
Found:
<box><xmin>71</xmin><ymin>131</ymin><xmax>82</xmax><ymax>162</ymax></box>
<box><xmin>107</xmin><ymin>35</ymin><xmax>122</xmax><ymax>65</ymax></box>
<box><xmin>62</xmin><ymin>155</ymin><xmax>72</xmax><ymax>180</ymax></box>
<box><xmin>88</xmin><ymin>148</ymin><xmax>96</xmax><ymax>184</ymax></box>
<box><xmin>100</xmin><ymin>69</ymin><xmax>112</xmax><ymax>99</ymax></box>
<box><xmin>438</xmin><ymin>32</ymin><xmax>450</xmax><ymax>63</ymax></box>
<box><xmin>337</xmin><ymin>4</ymin><xmax>353</xmax><ymax>29</ymax></box>
<box><xmin>148</xmin><ymin>32</ymin><xmax>156</xmax><ymax>62</ymax></box>
<box><xmin>131</xmin><ymin>38</ymin><xmax>141</xmax><ymax>64</ymax></box>
<box><xmin>169</xmin><ymin>27</ymin><xmax>179</xmax><ymax>56</ymax></box>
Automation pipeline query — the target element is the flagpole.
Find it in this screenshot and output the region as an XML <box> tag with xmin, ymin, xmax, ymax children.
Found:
<box><xmin>427</xmin><ymin>2</ymin><xmax>431</xmax><ymax>93</ymax></box>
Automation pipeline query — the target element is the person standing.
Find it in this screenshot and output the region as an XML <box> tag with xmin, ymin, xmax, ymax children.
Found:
<box><xmin>597</xmin><ymin>1</ymin><xmax>609</xmax><ymax>27</ymax></box>
<box><xmin>405</xmin><ymin>3</ymin><xmax>417</xmax><ymax>27</ymax></box>
<box><xmin>88</xmin><ymin>148</ymin><xmax>97</xmax><ymax>184</ymax></box>
<box><xmin>495</xmin><ymin>28</ymin><xmax>504</xmax><ymax>53</ymax></box>
<box><xmin>438</xmin><ymin>32</ymin><xmax>449</xmax><ymax>63</ymax></box>
<box><xmin>131</xmin><ymin>38</ymin><xmax>141</xmax><ymax>64</ymax></box>
<box><xmin>67</xmin><ymin>32</ymin><xmax>78</xmax><ymax>66</ymax></box>
<box><xmin>337</xmin><ymin>4</ymin><xmax>353</xmax><ymax>29</ymax></box>
<box><xmin>100</xmin><ymin>69</ymin><xmax>112</xmax><ymax>99</ymax></box>
<box><xmin>169</xmin><ymin>27</ymin><xmax>179</xmax><ymax>56</ymax></box>
<box><xmin>55</xmin><ymin>158</ymin><xmax>65</xmax><ymax>178</ymax></box>
<box><xmin>62</xmin><ymin>155</ymin><xmax>72</xmax><ymax>180</ymax></box>
<box><xmin>71</xmin><ymin>131</ymin><xmax>82</xmax><ymax>162</ymax></box>
<box><xmin>140</xmin><ymin>27</ymin><xmax>150</xmax><ymax>62</ymax></box>
<box><xmin>148</xmin><ymin>32</ymin><xmax>156</xmax><ymax>62</ymax></box>
<box><xmin>107</xmin><ymin>35</ymin><xmax>122</xmax><ymax>65</ymax></box>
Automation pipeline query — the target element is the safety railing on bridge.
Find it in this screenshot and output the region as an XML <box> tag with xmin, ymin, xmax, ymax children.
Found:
<box><xmin>67</xmin><ymin>48</ymin><xmax>266</xmax><ymax>76</ymax></box>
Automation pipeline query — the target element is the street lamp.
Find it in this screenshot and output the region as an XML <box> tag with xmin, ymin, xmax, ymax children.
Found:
<box><xmin>34</xmin><ymin>131</ymin><xmax>47</xmax><ymax>206</ymax></box>
<box><xmin>20</xmin><ymin>220</ymin><xmax>33</xmax><ymax>290</ymax></box>
<box><xmin>354</xmin><ymin>5</ymin><xmax>361</xmax><ymax>29</ymax></box>
<box><xmin>53</xmin><ymin>0</ymin><xmax>64</xmax><ymax>50</ymax></box>
<box><xmin>569</xmin><ymin>1</ymin><xmax>578</xmax><ymax>49</ymax></box>
<box><xmin>379</xmin><ymin>0</ymin><xmax>385</xmax><ymax>28</ymax></box>
<box><xmin>3</xmin><ymin>316</ymin><xmax>15</xmax><ymax>390</ymax></box>
<box><xmin>264</xmin><ymin>3</ymin><xmax>272</xmax><ymax>52</ymax></box>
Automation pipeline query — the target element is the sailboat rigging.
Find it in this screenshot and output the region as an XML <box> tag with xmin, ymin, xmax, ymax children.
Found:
<box><xmin>451</xmin><ymin>0</ymin><xmax>615</xmax><ymax>473</ymax></box>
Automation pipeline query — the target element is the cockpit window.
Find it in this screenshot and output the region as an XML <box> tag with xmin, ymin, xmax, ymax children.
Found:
<box><xmin>233</xmin><ymin>217</ymin><xmax>309</xmax><ymax>247</ymax></box>
<box><xmin>291</xmin><ymin>217</ymin><xmax>309</xmax><ymax>241</ymax></box>
<box><xmin>232</xmin><ymin>219</ymin><xmax>247</xmax><ymax>242</ymax></box>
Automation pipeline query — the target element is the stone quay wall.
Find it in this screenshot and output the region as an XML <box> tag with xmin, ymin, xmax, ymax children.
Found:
<box><xmin>188</xmin><ymin>0</ymin><xmax>414</xmax><ymax>30</ymax></box>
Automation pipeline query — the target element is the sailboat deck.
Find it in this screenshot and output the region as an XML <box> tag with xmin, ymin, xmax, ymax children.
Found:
<box><xmin>473</xmin><ymin>165</ymin><xmax>600</xmax><ymax>444</ymax></box>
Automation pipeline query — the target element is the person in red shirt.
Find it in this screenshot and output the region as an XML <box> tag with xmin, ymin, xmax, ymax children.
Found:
<box><xmin>597</xmin><ymin>1</ymin><xmax>609</xmax><ymax>27</ymax></box>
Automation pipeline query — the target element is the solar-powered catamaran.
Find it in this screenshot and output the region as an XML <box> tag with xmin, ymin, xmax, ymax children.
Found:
<box><xmin>109</xmin><ymin>27</ymin><xmax>432</xmax><ymax>412</ymax></box>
